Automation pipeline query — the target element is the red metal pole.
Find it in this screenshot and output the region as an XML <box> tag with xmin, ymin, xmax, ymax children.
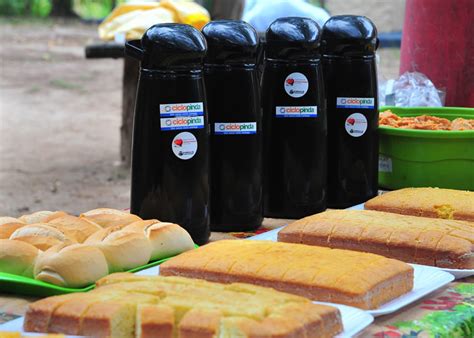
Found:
<box><xmin>400</xmin><ymin>0</ymin><xmax>474</xmax><ymax>107</ymax></box>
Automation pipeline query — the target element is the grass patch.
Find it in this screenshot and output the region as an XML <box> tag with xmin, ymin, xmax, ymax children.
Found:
<box><xmin>49</xmin><ymin>79</ymin><xmax>82</xmax><ymax>90</ymax></box>
<box><xmin>27</xmin><ymin>85</ymin><xmax>41</xmax><ymax>93</ymax></box>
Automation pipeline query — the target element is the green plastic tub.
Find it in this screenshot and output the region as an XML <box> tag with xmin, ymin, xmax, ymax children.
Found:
<box><xmin>378</xmin><ymin>106</ymin><xmax>474</xmax><ymax>190</ymax></box>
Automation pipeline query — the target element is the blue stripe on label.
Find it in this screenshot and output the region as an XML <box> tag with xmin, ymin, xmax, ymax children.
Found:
<box><xmin>336</xmin><ymin>104</ymin><xmax>374</xmax><ymax>109</ymax></box>
<box><xmin>161</xmin><ymin>125</ymin><xmax>204</xmax><ymax>131</ymax></box>
<box><xmin>160</xmin><ymin>111</ymin><xmax>204</xmax><ymax>117</ymax></box>
<box><xmin>214</xmin><ymin>130</ymin><xmax>257</xmax><ymax>135</ymax></box>
<box><xmin>276</xmin><ymin>113</ymin><xmax>318</xmax><ymax>118</ymax></box>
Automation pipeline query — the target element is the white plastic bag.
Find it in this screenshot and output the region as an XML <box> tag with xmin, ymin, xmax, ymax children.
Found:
<box><xmin>392</xmin><ymin>72</ymin><xmax>443</xmax><ymax>107</ymax></box>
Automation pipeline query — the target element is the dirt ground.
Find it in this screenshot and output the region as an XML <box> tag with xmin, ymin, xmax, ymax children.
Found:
<box><xmin>0</xmin><ymin>18</ymin><xmax>401</xmax><ymax>217</ymax></box>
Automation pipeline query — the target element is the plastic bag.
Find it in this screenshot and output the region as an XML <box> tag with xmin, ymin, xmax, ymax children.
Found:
<box><xmin>98</xmin><ymin>0</ymin><xmax>210</xmax><ymax>41</ymax></box>
<box><xmin>392</xmin><ymin>71</ymin><xmax>443</xmax><ymax>107</ymax></box>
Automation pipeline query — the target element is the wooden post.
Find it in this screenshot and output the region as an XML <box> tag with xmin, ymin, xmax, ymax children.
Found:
<box><xmin>120</xmin><ymin>57</ymin><xmax>139</xmax><ymax>167</ymax></box>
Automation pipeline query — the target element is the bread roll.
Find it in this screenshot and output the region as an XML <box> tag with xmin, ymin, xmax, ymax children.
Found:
<box><xmin>34</xmin><ymin>243</ymin><xmax>109</xmax><ymax>288</ymax></box>
<box><xmin>85</xmin><ymin>230</ymin><xmax>151</xmax><ymax>272</ymax></box>
<box><xmin>47</xmin><ymin>215</ymin><xmax>101</xmax><ymax>243</ymax></box>
<box><xmin>0</xmin><ymin>239</ymin><xmax>39</xmax><ymax>278</ymax></box>
<box><xmin>123</xmin><ymin>220</ymin><xmax>195</xmax><ymax>261</ymax></box>
<box><xmin>80</xmin><ymin>208</ymin><xmax>142</xmax><ymax>228</ymax></box>
<box><xmin>85</xmin><ymin>224</ymin><xmax>129</xmax><ymax>243</ymax></box>
<box><xmin>0</xmin><ymin>217</ymin><xmax>25</xmax><ymax>239</ymax></box>
<box><xmin>9</xmin><ymin>224</ymin><xmax>76</xmax><ymax>251</ymax></box>
<box><xmin>19</xmin><ymin>211</ymin><xmax>67</xmax><ymax>224</ymax></box>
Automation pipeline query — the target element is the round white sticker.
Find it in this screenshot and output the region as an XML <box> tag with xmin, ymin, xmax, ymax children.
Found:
<box><xmin>284</xmin><ymin>72</ymin><xmax>309</xmax><ymax>98</ymax></box>
<box><xmin>171</xmin><ymin>132</ymin><xmax>198</xmax><ymax>160</ymax></box>
<box><xmin>345</xmin><ymin>113</ymin><xmax>368</xmax><ymax>137</ymax></box>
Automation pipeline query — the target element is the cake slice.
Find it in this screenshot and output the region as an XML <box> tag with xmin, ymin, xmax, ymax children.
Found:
<box><xmin>136</xmin><ymin>304</ymin><xmax>175</xmax><ymax>338</ymax></box>
<box><xmin>81</xmin><ymin>301</ymin><xmax>136</xmax><ymax>337</ymax></box>
<box><xmin>23</xmin><ymin>293</ymin><xmax>84</xmax><ymax>332</ymax></box>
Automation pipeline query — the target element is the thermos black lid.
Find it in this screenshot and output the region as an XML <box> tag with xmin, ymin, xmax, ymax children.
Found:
<box><xmin>126</xmin><ymin>23</ymin><xmax>207</xmax><ymax>70</ymax></box>
<box><xmin>321</xmin><ymin>15</ymin><xmax>378</xmax><ymax>56</ymax></box>
<box><xmin>202</xmin><ymin>20</ymin><xmax>259</xmax><ymax>65</ymax></box>
<box><xmin>265</xmin><ymin>17</ymin><xmax>321</xmax><ymax>61</ymax></box>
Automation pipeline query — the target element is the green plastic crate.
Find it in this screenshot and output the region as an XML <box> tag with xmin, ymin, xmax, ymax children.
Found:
<box><xmin>378</xmin><ymin>106</ymin><xmax>474</xmax><ymax>190</ymax></box>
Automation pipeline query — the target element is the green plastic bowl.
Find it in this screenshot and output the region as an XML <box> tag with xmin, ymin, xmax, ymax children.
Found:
<box><xmin>378</xmin><ymin>106</ymin><xmax>474</xmax><ymax>190</ymax></box>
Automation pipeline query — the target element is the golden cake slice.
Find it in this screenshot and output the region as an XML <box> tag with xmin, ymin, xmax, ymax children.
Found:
<box><xmin>365</xmin><ymin>187</ymin><xmax>474</xmax><ymax>222</ymax></box>
<box><xmin>24</xmin><ymin>273</ymin><xmax>342</xmax><ymax>338</ymax></box>
<box><xmin>279</xmin><ymin>209</ymin><xmax>474</xmax><ymax>268</ymax></box>
<box><xmin>160</xmin><ymin>240</ymin><xmax>414</xmax><ymax>309</ymax></box>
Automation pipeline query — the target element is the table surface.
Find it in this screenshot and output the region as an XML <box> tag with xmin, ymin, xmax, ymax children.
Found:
<box><xmin>1</xmin><ymin>217</ymin><xmax>473</xmax><ymax>337</ymax></box>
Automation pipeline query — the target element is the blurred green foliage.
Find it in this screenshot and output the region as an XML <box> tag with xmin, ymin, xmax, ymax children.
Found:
<box><xmin>0</xmin><ymin>0</ymin><xmax>50</xmax><ymax>16</ymax></box>
<box><xmin>0</xmin><ymin>0</ymin><xmax>126</xmax><ymax>19</ymax></box>
<box><xmin>31</xmin><ymin>0</ymin><xmax>52</xmax><ymax>16</ymax></box>
<box><xmin>73</xmin><ymin>0</ymin><xmax>121</xmax><ymax>20</ymax></box>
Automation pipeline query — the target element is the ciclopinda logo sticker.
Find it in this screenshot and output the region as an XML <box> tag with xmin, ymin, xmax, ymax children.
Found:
<box><xmin>171</xmin><ymin>132</ymin><xmax>198</xmax><ymax>160</ymax></box>
<box><xmin>160</xmin><ymin>116</ymin><xmax>204</xmax><ymax>131</ymax></box>
<box><xmin>336</xmin><ymin>97</ymin><xmax>374</xmax><ymax>109</ymax></box>
<box><xmin>275</xmin><ymin>106</ymin><xmax>317</xmax><ymax>118</ymax></box>
<box><xmin>214</xmin><ymin>122</ymin><xmax>257</xmax><ymax>135</ymax></box>
<box><xmin>284</xmin><ymin>72</ymin><xmax>309</xmax><ymax>98</ymax></box>
<box><xmin>159</xmin><ymin>102</ymin><xmax>204</xmax><ymax>117</ymax></box>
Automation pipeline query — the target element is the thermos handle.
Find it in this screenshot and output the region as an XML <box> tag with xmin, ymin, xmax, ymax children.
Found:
<box><xmin>125</xmin><ymin>40</ymin><xmax>144</xmax><ymax>61</ymax></box>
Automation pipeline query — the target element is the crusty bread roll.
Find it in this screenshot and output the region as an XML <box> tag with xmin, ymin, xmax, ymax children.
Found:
<box><xmin>19</xmin><ymin>211</ymin><xmax>67</xmax><ymax>224</ymax></box>
<box><xmin>84</xmin><ymin>224</ymin><xmax>129</xmax><ymax>243</ymax></box>
<box><xmin>84</xmin><ymin>230</ymin><xmax>151</xmax><ymax>272</ymax></box>
<box><xmin>34</xmin><ymin>243</ymin><xmax>109</xmax><ymax>288</ymax></box>
<box><xmin>47</xmin><ymin>215</ymin><xmax>101</xmax><ymax>243</ymax></box>
<box><xmin>123</xmin><ymin>220</ymin><xmax>195</xmax><ymax>261</ymax></box>
<box><xmin>0</xmin><ymin>239</ymin><xmax>39</xmax><ymax>278</ymax></box>
<box><xmin>0</xmin><ymin>217</ymin><xmax>26</xmax><ymax>239</ymax></box>
<box><xmin>9</xmin><ymin>224</ymin><xmax>76</xmax><ymax>251</ymax></box>
<box><xmin>80</xmin><ymin>208</ymin><xmax>142</xmax><ymax>228</ymax></box>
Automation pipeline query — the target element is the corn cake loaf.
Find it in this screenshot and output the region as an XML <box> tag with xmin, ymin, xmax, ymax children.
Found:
<box><xmin>365</xmin><ymin>188</ymin><xmax>474</xmax><ymax>222</ymax></box>
<box><xmin>24</xmin><ymin>273</ymin><xmax>342</xmax><ymax>338</ymax></box>
<box><xmin>160</xmin><ymin>240</ymin><xmax>414</xmax><ymax>309</ymax></box>
<box><xmin>278</xmin><ymin>209</ymin><xmax>474</xmax><ymax>269</ymax></box>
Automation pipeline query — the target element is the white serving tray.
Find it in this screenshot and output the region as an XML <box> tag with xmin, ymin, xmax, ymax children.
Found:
<box><xmin>248</xmin><ymin>226</ymin><xmax>455</xmax><ymax>316</ymax></box>
<box><xmin>439</xmin><ymin>267</ymin><xmax>474</xmax><ymax>279</ymax></box>
<box><xmin>321</xmin><ymin>302</ymin><xmax>373</xmax><ymax>338</ymax></box>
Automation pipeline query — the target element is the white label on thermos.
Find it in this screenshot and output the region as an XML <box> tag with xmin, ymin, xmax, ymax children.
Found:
<box><xmin>160</xmin><ymin>115</ymin><xmax>204</xmax><ymax>131</ymax></box>
<box><xmin>159</xmin><ymin>102</ymin><xmax>204</xmax><ymax>117</ymax></box>
<box><xmin>214</xmin><ymin>122</ymin><xmax>257</xmax><ymax>135</ymax></box>
<box><xmin>275</xmin><ymin>106</ymin><xmax>318</xmax><ymax>118</ymax></box>
<box><xmin>345</xmin><ymin>113</ymin><xmax>368</xmax><ymax>137</ymax></box>
<box><xmin>379</xmin><ymin>155</ymin><xmax>393</xmax><ymax>173</ymax></box>
<box><xmin>336</xmin><ymin>97</ymin><xmax>375</xmax><ymax>109</ymax></box>
<box><xmin>284</xmin><ymin>72</ymin><xmax>309</xmax><ymax>98</ymax></box>
<box><xmin>171</xmin><ymin>132</ymin><xmax>198</xmax><ymax>160</ymax></box>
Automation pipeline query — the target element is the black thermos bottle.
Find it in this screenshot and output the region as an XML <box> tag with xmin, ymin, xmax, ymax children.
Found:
<box><xmin>322</xmin><ymin>15</ymin><xmax>379</xmax><ymax>208</ymax></box>
<box><xmin>126</xmin><ymin>24</ymin><xmax>210</xmax><ymax>245</ymax></box>
<box><xmin>202</xmin><ymin>20</ymin><xmax>263</xmax><ymax>231</ymax></box>
<box><xmin>261</xmin><ymin>17</ymin><xmax>327</xmax><ymax>218</ymax></box>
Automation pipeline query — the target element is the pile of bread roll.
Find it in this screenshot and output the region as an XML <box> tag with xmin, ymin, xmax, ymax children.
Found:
<box><xmin>0</xmin><ymin>208</ymin><xmax>195</xmax><ymax>288</ymax></box>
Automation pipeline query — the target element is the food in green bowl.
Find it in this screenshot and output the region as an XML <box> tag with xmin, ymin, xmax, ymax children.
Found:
<box><xmin>377</xmin><ymin>106</ymin><xmax>474</xmax><ymax>191</ymax></box>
